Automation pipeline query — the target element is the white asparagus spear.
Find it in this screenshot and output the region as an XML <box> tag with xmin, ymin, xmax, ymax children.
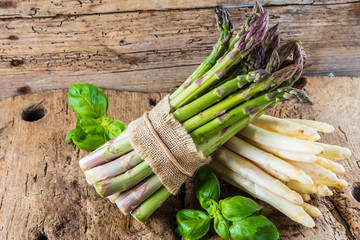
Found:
<box><xmin>210</xmin><ymin>162</ymin><xmax>315</xmax><ymax>228</ymax></box>
<box><xmin>301</xmin><ymin>193</ymin><xmax>311</xmax><ymax>202</ymax></box>
<box><xmin>286</xmin><ymin>119</ymin><xmax>335</xmax><ymax>133</ymax></box>
<box><xmin>314</xmin><ymin>142</ymin><xmax>351</xmax><ymax>160</ymax></box>
<box><xmin>255</xmin><ymin>162</ymin><xmax>291</xmax><ymax>182</ymax></box>
<box><xmin>238</xmin><ymin>124</ymin><xmax>324</xmax><ymax>154</ymax></box>
<box><xmin>301</xmin><ymin>203</ymin><xmax>322</xmax><ymax>218</ymax></box>
<box><xmin>315</xmin><ymin>157</ymin><xmax>345</xmax><ymax>175</ymax></box>
<box><xmin>225</xmin><ymin>136</ymin><xmax>313</xmax><ymax>184</ymax></box>
<box><xmin>253</xmin><ymin>115</ymin><xmax>318</xmax><ymax>137</ymax></box>
<box><xmin>291</xmin><ymin>133</ymin><xmax>321</xmax><ymax>141</ymax></box>
<box><xmin>215</xmin><ymin>148</ymin><xmax>303</xmax><ymax>204</ymax></box>
<box><xmin>313</xmin><ymin>179</ymin><xmax>348</xmax><ymax>189</ymax></box>
<box><xmin>286</xmin><ymin>180</ymin><xmax>333</xmax><ymax>197</ymax></box>
<box><xmin>107</xmin><ymin>192</ymin><xmax>121</xmax><ymax>203</ymax></box>
<box><xmin>247</xmin><ymin>138</ymin><xmax>317</xmax><ymax>163</ymax></box>
<box><xmin>289</xmin><ymin>161</ymin><xmax>339</xmax><ymax>183</ymax></box>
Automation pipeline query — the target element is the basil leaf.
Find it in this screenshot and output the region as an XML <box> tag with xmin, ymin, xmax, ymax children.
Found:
<box><xmin>230</xmin><ymin>215</ymin><xmax>279</xmax><ymax>240</ymax></box>
<box><xmin>68</xmin><ymin>83</ymin><xmax>108</xmax><ymax>118</ymax></box>
<box><xmin>105</xmin><ymin>119</ymin><xmax>127</xmax><ymax>139</ymax></box>
<box><xmin>176</xmin><ymin>209</ymin><xmax>211</xmax><ymax>240</ymax></box>
<box><xmin>194</xmin><ymin>166</ymin><xmax>220</xmax><ymax>202</ymax></box>
<box><xmin>199</xmin><ymin>197</ymin><xmax>219</xmax><ymax>215</ymax></box>
<box><xmin>65</xmin><ymin>120</ymin><xmax>85</xmax><ymax>141</ymax></box>
<box><xmin>220</xmin><ymin>196</ymin><xmax>262</xmax><ymax>221</ymax></box>
<box><xmin>66</xmin><ymin>117</ymin><xmax>87</xmax><ymax>141</ymax></box>
<box><xmin>214</xmin><ymin>213</ymin><xmax>230</xmax><ymax>240</ymax></box>
<box><xmin>102</xmin><ymin>116</ymin><xmax>112</xmax><ymax>125</ymax></box>
<box><xmin>80</xmin><ymin>117</ymin><xmax>104</xmax><ymax>135</ymax></box>
<box><xmin>71</xmin><ymin>133</ymin><xmax>107</xmax><ymax>151</ymax></box>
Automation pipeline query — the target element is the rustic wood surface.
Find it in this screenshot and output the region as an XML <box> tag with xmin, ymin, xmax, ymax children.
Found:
<box><xmin>0</xmin><ymin>77</ymin><xmax>359</xmax><ymax>240</ymax></box>
<box><xmin>0</xmin><ymin>1</ymin><xmax>360</xmax><ymax>100</ymax></box>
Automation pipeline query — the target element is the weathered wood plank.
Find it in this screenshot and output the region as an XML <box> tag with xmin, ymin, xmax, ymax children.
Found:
<box><xmin>0</xmin><ymin>0</ymin><xmax>357</xmax><ymax>18</ymax></box>
<box><xmin>0</xmin><ymin>3</ymin><xmax>359</xmax><ymax>100</ymax></box>
<box><xmin>0</xmin><ymin>77</ymin><xmax>359</xmax><ymax>239</ymax></box>
<box><xmin>0</xmin><ymin>90</ymin><xmax>182</xmax><ymax>240</ymax></box>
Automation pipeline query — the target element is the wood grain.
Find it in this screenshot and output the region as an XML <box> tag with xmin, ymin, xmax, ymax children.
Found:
<box><xmin>0</xmin><ymin>3</ymin><xmax>359</xmax><ymax>100</ymax></box>
<box><xmin>0</xmin><ymin>77</ymin><xmax>359</xmax><ymax>239</ymax></box>
<box><xmin>0</xmin><ymin>0</ymin><xmax>358</xmax><ymax>18</ymax></box>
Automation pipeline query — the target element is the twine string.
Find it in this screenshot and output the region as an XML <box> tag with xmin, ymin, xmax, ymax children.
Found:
<box><xmin>143</xmin><ymin>112</ymin><xmax>193</xmax><ymax>177</ymax></box>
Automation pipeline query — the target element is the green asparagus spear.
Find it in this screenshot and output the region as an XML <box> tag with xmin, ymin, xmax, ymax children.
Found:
<box><xmin>131</xmin><ymin>187</ymin><xmax>172</xmax><ymax>223</ymax></box>
<box><xmin>116</xmin><ymin>175</ymin><xmax>163</xmax><ymax>215</ymax></box>
<box><xmin>182</xmin><ymin>63</ymin><xmax>299</xmax><ymax>132</ymax></box>
<box><xmin>173</xmin><ymin>70</ymin><xmax>266</xmax><ymax>122</ymax></box>
<box><xmin>94</xmin><ymin>161</ymin><xmax>153</xmax><ymax>197</ymax></box>
<box><xmin>198</xmin><ymin>87</ymin><xmax>313</xmax><ymax>155</ymax></box>
<box><xmin>227</xmin><ymin>2</ymin><xmax>265</xmax><ymax>52</ymax></box>
<box><xmin>170</xmin><ymin>11</ymin><xmax>269</xmax><ymax>110</ymax></box>
<box><xmin>170</xmin><ymin>7</ymin><xmax>234</xmax><ymax>100</ymax></box>
<box><xmin>84</xmin><ymin>151</ymin><xmax>143</xmax><ymax>184</ymax></box>
<box><xmin>190</xmin><ymin>92</ymin><xmax>279</xmax><ymax>143</ymax></box>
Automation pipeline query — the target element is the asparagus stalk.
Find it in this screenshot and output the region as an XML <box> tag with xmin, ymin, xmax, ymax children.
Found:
<box><xmin>199</xmin><ymin>110</ymin><xmax>265</xmax><ymax>156</ymax></box>
<box><xmin>239</xmin><ymin>125</ymin><xmax>323</xmax><ymax>155</ymax></box>
<box><xmin>227</xmin><ymin>2</ymin><xmax>265</xmax><ymax>52</ymax></box>
<box><xmin>224</xmin><ymin>136</ymin><xmax>313</xmax><ymax>185</ymax></box>
<box><xmin>79</xmin><ymin>130</ymin><xmax>133</xmax><ymax>171</ymax></box>
<box><xmin>210</xmin><ymin>161</ymin><xmax>316</xmax><ymax>228</ymax></box>
<box><xmin>170</xmin><ymin>7</ymin><xmax>234</xmax><ymax>100</ymax></box>
<box><xmin>214</xmin><ymin>147</ymin><xmax>303</xmax><ymax>204</ymax></box>
<box><xmin>198</xmin><ymin>87</ymin><xmax>314</xmax><ymax>155</ymax></box>
<box><xmin>173</xmin><ymin>70</ymin><xmax>267</xmax><ymax>122</ymax></box>
<box><xmin>84</xmin><ymin>151</ymin><xmax>143</xmax><ymax>184</ymax></box>
<box><xmin>115</xmin><ymin>175</ymin><xmax>163</xmax><ymax>215</ymax></box>
<box><xmin>170</xmin><ymin>11</ymin><xmax>269</xmax><ymax>110</ymax></box>
<box><xmin>94</xmin><ymin>161</ymin><xmax>153</xmax><ymax>197</ymax></box>
<box><xmin>131</xmin><ymin>187</ymin><xmax>172</xmax><ymax>223</ymax></box>
<box><xmin>190</xmin><ymin>91</ymin><xmax>280</xmax><ymax>142</ymax></box>
<box><xmin>263</xmin><ymin>23</ymin><xmax>280</xmax><ymax>54</ymax></box>
<box><xmin>183</xmin><ymin>63</ymin><xmax>299</xmax><ymax>133</ymax></box>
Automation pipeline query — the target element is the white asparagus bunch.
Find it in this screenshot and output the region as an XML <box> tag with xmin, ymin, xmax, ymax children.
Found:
<box><xmin>211</xmin><ymin>115</ymin><xmax>351</xmax><ymax>228</ymax></box>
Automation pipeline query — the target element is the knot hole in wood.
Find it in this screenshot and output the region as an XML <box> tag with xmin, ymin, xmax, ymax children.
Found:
<box><xmin>22</xmin><ymin>103</ymin><xmax>47</xmax><ymax>122</ymax></box>
<box><xmin>352</xmin><ymin>183</ymin><xmax>360</xmax><ymax>203</ymax></box>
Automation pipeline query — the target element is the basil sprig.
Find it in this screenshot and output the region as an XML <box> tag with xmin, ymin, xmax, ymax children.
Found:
<box><xmin>176</xmin><ymin>166</ymin><xmax>279</xmax><ymax>240</ymax></box>
<box><xmin>66</xmin><ymin>83</ymin><xmax>127</xmax><ymax>151</ymax></box>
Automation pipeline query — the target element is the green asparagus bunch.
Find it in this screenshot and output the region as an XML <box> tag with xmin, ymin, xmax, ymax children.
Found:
<box><xmin>76</xmin><ymin>3</ymin><xmax>313</xmax><ymax>224</ymax></box>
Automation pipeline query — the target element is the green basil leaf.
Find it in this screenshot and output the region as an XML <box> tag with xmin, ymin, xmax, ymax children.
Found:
<box><xmin>105</xmin><ymin>119</ymin><xmax>127</xmax><ymax>139</ymax></box>
<box><xmin>80</xmin><ymin>117</ymin><xmax>104</xmax><ymax>135</ymax></box>
<box><xmin>68</xmin><ymin>83</ymin><xmax>108</xmax><ymax>118</ymax></box>
<box><xmin>199</xmin><ymin>197</ymin><xmax>219</xmax><ymax>215</ymax></box>
<box><xmin>102</xmin><ymin>116</ymin><xmax>112</xmax><ymax>125</ymax></box>
<box><xmin>194</xmin><ymin>165</ymin><xmax>220</xmax><ymax>202</ymax></box>
<box><xmin>66</xmin><ymin>117</ymin><xmax>86</xmax><ymax>141</ymax></box>
<box><xmin>65</xmin><ymin>125</ymin><xmax>83</xmax><ymax>141</ymax></box>
<box><xmin>220</xmin><ymin>196</ymin><xmax>262</xmax><ymax>221</ymax></box>
<box><xmin>176</xmin><ymin>209</ymin><xmax>211</xmax><ymax>240</ymax></box>
<box><xmin>71</xmin><ymin>133</ymin><xmax>107</xmax><ymax>151</ymax></box>
<box><xmin>230</xmin><ymin>215</ymin><xmax>279</xmax><ymax>240</ymax></box>
<box><xmin>214</xmin><ymin>213</ymin><xmax>230</xmax><ymax>240</ymax></box>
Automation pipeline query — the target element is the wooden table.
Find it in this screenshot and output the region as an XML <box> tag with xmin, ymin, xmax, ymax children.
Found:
<box><xmin>0</xmin><ymin>1</ymin><xmax>359</xmax><ymax>239</ymax></box>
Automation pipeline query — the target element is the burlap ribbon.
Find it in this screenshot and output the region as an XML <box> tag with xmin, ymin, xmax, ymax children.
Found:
<box><xmin>127</xmin><ymin>95</ymin><xmax>211</xmax><ymax>194</ymax></box>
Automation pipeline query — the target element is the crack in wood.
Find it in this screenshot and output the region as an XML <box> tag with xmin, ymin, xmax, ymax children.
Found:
<box><xmin>327</xmin><ymin>196</ymin><xmax>355</xmax><ymax>239</ymax></box>
<box><xmin>43</xmin><ymin>162</ymin><xmax>48</xmax><ymax>176</ymax></box>
<box><xmin>25</xmin><ymin>173</ymin><xmax>29</xmax><ymax>196</ymax></box>
<box><xmin>338</xmin><ymin>126</ymin><xmax>348</xmax><ymax>142</ymax></box>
